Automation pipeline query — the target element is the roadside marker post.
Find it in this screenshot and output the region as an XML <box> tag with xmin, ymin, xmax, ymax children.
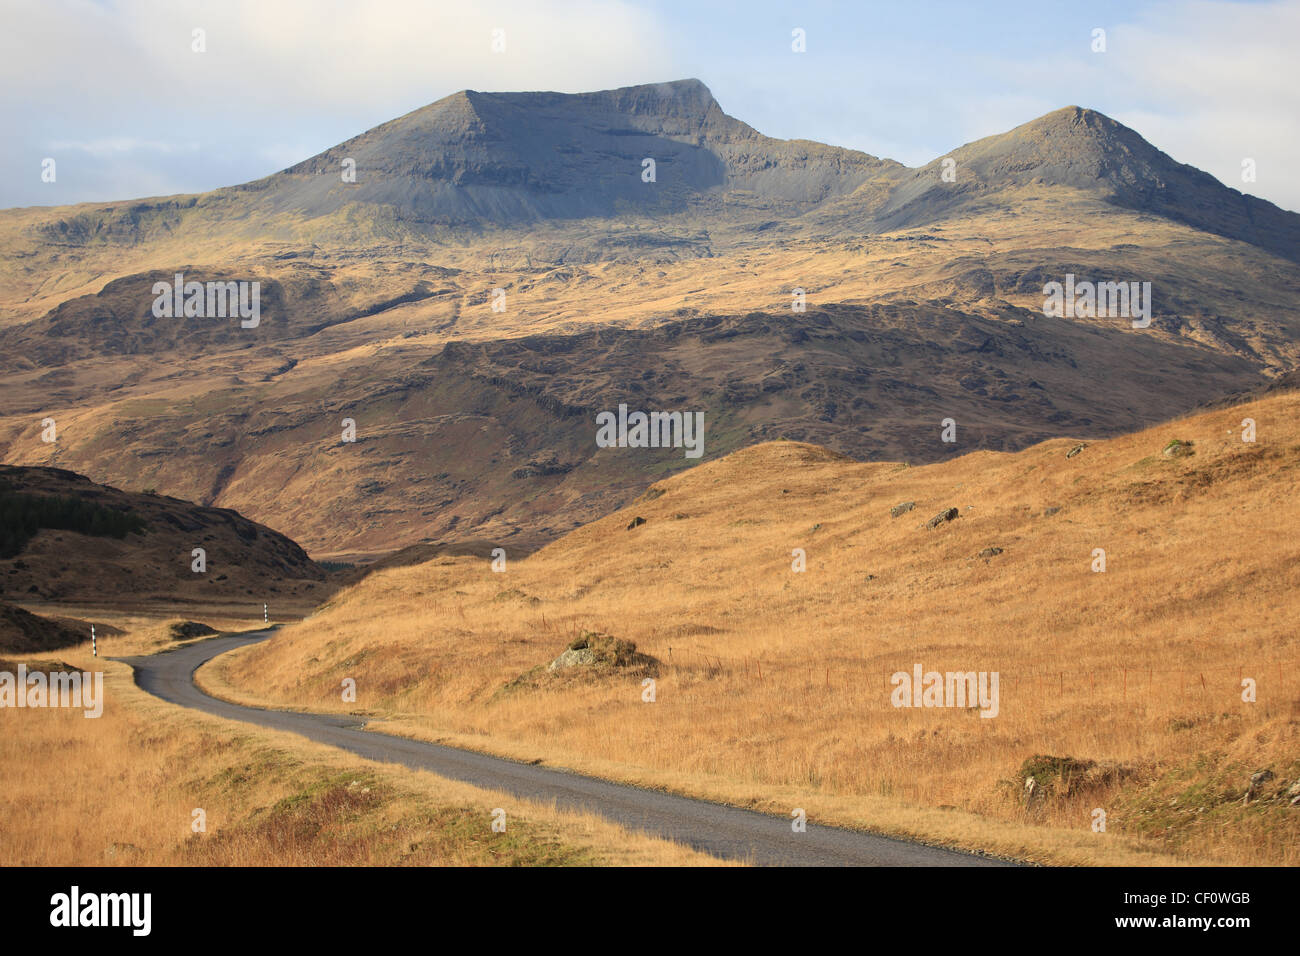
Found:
<box><xmin>91</xmin><ymin>624</ymin><xmax>96</xmax><ymax>657</ymax></box>
<box><xmin>263</xmin><ymin>603</ymin><xmax>268</xmax><ymax>625</ymax></box>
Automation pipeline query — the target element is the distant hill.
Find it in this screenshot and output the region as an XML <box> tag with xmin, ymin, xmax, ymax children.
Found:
<box><xmin>12</xmin><ymin>84</ymin><xmax>1296</xmax><ymax>257</ymax></box>
<box><xmin>0</xmin><ymin>465</ymin><xmax>328</xmax><ymax>606</ymax></box>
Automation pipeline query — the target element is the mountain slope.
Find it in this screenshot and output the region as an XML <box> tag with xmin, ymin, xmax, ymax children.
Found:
<box><xmin>7</xmin><ymin>85</ymin><xmax>1297</xmax><ymax>267</ymax></box>
<box><xmin>0</xmin><ymin>299</ymin><xmax>1267</xmax><ymax>556</ymax></box>
<box><xmin>0</xmin><ymin>601</ymin><xmax>112</xmax><ymax>653</ymax></box>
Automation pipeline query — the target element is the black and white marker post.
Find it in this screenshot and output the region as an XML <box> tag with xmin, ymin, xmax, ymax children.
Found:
<box><xmin>263</xmin><ymin>603</ymin><xmax>268</xmax><ymax>625</ymax></box>
<box><xmin>91</xmin><ymin>624</ymin><xmax>96</xmax><ymax>657</ymax></box>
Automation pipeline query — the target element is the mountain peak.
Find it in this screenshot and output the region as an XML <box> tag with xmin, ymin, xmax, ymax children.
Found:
<box><xmin>448</xmin><ymin>78</ymin><xmax>722</xmax><ymax>125</ymax></box>
<box><xmin>269</xmin><ymin>77</ymin><xmax>886</xmax><ymax>225</ymax></box>
<box><xmin>953</xmin><ymin>104</ymin><xmax>1154</xmax><ymax>177</ymax></box>
<box><xmin>861</xmin><ymin>102</ymin><xmax>1300</xmax><ymax>263</ymax></box>
<box><xmin>591</xmin><ymin>77</ymin><xmax>719</xmax><ymax>116</ymax></box>
<box><xmin>1037</xmin><ymin>104</ymin><xmax>1116</xmax><ymax>125</ymax></box>
<box><xmin>1015</xmin><ymin>104</ymin><xmax>1150</xmax><ymax>155</ymax></box>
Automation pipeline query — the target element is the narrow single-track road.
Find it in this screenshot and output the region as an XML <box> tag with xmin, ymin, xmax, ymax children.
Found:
<box><xmin>117</xmin><ymin>630</ymin><xmax>1013</xmax><ymax>867</ymax></box>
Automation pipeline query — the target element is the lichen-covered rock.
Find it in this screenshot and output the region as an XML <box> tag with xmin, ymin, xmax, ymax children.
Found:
<box><xmin>926</xmin><ymin>507</ymin><xmax>959</xmax><ymax>529</ymax></box>
<box><xmin>498</xmin><ymin>629</ymin><xmax>662</xmax><ymax>696</ymax></box>
<box><xmin>1017</xmin><ymin>754</ymin><xmax>1131</xmax><ymax>802</ymax></box>
<box><xmin>1243</xmin><ymin>768</ymin><xmax>1275</xmax><ymax>804</ymax></box>
<box><xmin>548</xmin><ymin>631</ymin><xmax>639</xmax><ymax>671</ymax></box>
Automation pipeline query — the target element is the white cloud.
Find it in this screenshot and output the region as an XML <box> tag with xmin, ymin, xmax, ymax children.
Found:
<box><xmin>1104</xmin><ymin>1</ymin><xmax>1300</xmax><ymax>209</ymax></box>
<box><xmin>0</xmin><ymin>0</ymin><xmax>679</xmax><ymax>119</ymax></box>
<box><xmin>969</xmin><ymin>0</ymin><xmax>1300</xmax><ymax>210</ymax></box>
<box><xmin>0</xmin><ymin>0</ymin><xmax>683</xmax><ymax>205</ymax></box>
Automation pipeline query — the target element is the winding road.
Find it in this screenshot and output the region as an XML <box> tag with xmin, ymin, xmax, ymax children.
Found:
<box><xmin>117</xmin><ymin>629</ymin><xmax>1013</xmax><ymax>867</ymax></box>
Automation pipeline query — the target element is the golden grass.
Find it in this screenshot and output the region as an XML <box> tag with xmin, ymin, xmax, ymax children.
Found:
<box><xmin>0</xmin><ymin>644</ymin><xmax>727</xmax><ymax>866</ymax></box>
<box><xmin>205</xmin><ymin>390</ymin><xmax>1300</xmax><ymax>865</ymax></box>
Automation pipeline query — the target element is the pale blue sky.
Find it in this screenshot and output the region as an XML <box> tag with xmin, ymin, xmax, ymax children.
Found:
<box><xmin>2</xmin><ymin>0</ymin><xmax>1296</xmax><ymax>211</ymax></box>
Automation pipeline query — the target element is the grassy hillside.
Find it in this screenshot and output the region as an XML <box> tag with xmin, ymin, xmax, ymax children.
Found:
<box><xmin>0</xmin><ymin>642</ymin><xmax>723</xmax><ymax>866</ymax></box>
<box><xmin>207</xmin><ymin>390</ymin><xmax>1300</xmax><ymax>864</ymax></box>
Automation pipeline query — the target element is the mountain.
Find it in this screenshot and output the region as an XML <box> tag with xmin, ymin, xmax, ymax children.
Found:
<box><xmin>260</xmin><ymin>78</ymin><xmax>900</xmax><ymax>226</ymax></box>
<box><xmin>0</xmin><ymin>80</ymin><xmax>1298</xmax><ymax>558</ymax></box>
<box><xmin>860</xmin><ymin>106</ymin><xmax>1300</xmax><ymax>262</ymax></box>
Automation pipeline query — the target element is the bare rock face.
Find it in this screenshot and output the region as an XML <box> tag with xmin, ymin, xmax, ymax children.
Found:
<box><xmin>1244</xmin><ymin>769</ymin><xmax>1275</xmax><ymax>805</ymax></box>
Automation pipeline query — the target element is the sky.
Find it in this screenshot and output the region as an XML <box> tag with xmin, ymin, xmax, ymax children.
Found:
<box><xmin>1</xmin><ymin>0</ymin><xmax>1296</xmax><ymax>211</ymax></box>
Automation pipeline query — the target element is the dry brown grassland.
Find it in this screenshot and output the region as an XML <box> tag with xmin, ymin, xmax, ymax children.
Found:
<box><xmin>0</xmin><ymin>627</ymin><xmax>724</xmax><ymax>866</ymax></box>
<box><xmin>203</xmin><ymin>391</ymin><xmax>1300</xmax><ymax>865</ymax></box>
